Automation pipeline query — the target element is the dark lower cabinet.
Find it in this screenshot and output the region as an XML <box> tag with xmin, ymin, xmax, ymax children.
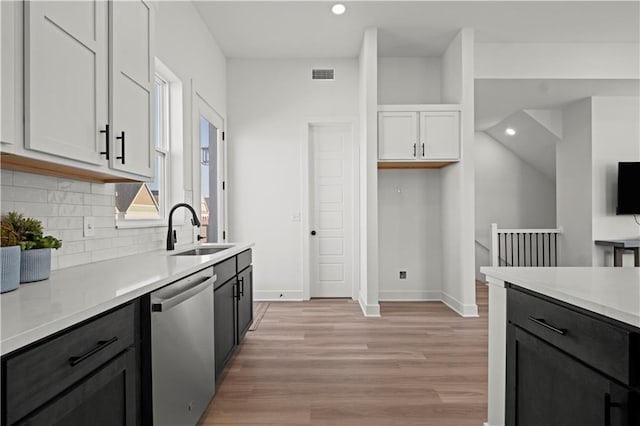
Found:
<box><xmin>1</xmin><ymin>302</ymin><xmax>140</xmax><ymax>426</ymax></box>
<box><xmin>506</xmin><ymin>285</ymin><xmax>639</xmax><ymax>426</ymax></box>
<box><xmin>16</xmin><ymin>348</ymin><xmax>138</xmax><ymax>426</ymax></box>
<box><xmin>214</xmin><ymin>250</ymin><xmax>253</xmax><ymax>381</ymax></box>
<box><xmin>236</xmin><ymin>266</ymin><xmax>253</xmax><ymax>343</ymax></box>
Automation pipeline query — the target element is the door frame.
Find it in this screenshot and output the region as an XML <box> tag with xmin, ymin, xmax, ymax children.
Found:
<box><xmin>191</xmin><ymin>82</ymin><xmax>227</xmax><ymax>243</ymax></box>
<box><xmin>302</xmin><ymin>117</ymin><xmax>360</xmax><ymax>301</ymax></box>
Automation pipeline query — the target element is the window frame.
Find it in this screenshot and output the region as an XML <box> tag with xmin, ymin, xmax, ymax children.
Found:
<box><xmin>115</xmin><ymin>59</ymin><xmax>183</xmax><ymax>229</ymax></box>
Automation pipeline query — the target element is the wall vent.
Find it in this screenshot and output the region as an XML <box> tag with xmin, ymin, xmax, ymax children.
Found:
<box><xmin>312</xmin><ymin>68</ymin><xmax>335</xmax><ymax>80</ymax></box>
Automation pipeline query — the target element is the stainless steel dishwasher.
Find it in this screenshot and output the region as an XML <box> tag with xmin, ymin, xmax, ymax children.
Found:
<box><xmin>151</xmin><ymin>267</ymin><xmax>216</xmax><ymax>426</ymax></box>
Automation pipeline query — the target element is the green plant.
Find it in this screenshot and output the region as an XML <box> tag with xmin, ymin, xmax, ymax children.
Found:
<box><xmin>0</xmin><ymin>212</ymin><xmax>62</xmax><ymax>250</ymax></box>
<box><xmin>0</xmin><ymin>222</ymin><xmax>19</xmax><ymax>247</ymax></box>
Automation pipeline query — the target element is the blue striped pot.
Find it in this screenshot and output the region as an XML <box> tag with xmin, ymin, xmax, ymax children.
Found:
<box><xmin>20</xmin><ymin>248</ymin><xmax>52</xmax><ymax>283</ymax></box>
<box><xmin>1</xmin><ymin>246</ymin><xmax>20</xmax><ymax>293</ymax></box>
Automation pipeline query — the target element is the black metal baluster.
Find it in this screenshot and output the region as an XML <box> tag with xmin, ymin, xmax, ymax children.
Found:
<box><xmin>536</xmin><ymin>233</ymin><xmax>539</xmax><ymax>266</ymax></box>
<box><xmin>529</xmin><ymin>233</ymin><xmax>533</xmax><ymax>267</ymax></box>
<box><xmin>510</xmin><ymin>233</ymin><xmax>514</xmax><ymax>266</ymax></box>
<box><xmin>554</xmin><ymin>233</ymin><xmax>558</xmax><ymax>266</ymax></box>
<box><xmin>498</xmin><ymin>232</ymin><xmax>502</xmax><ymax>266</ymax></box>
<box><xmin>547</xmin><ymin>233</ymin><xmax>551</xmax><ymax>267</ymax></box>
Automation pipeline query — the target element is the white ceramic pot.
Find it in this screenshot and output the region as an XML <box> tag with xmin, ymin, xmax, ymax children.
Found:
<box><xmin>1</xmin><ymin>245</ymin><xmax>21</xmax><ymax>292</ymax></box>
<box><xmin>20</xmin><ymin>248</ymin><xmax>52</xmax><ymax>283</ymax></box>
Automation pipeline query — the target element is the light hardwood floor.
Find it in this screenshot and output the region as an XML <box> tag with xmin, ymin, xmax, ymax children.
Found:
<box><xmin>201</xmin><ymin>282</ymin><xmax>488</xmax><ymax>425</ymax></box>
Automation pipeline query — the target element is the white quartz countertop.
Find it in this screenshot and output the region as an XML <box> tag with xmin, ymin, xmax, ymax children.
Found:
<box><xmin>0</xmin><ymin>242</ymin><xmax>254</xmax><ymax>356</ymax></box>
<box><xmin>481</xmin><ymin>267</ymin><xmax>640</xmax><ymax>328</ymax></box>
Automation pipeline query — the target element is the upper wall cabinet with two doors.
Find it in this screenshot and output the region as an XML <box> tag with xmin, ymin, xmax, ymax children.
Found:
<box><xmin>0</xmin><ymin>0</ymin><xmax>154</xmax><ymax>182</ymax></box>
<box><xmin>378</xmin><ymin>105</ymin><xmax>461</xmax><ymax>169</ymax></box>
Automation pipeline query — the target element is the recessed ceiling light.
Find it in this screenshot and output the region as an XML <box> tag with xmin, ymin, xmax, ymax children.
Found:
<box><xmin>505</xmin><ymin>128</ymin><xmax>516</xmax><ymax>136</ymax></box>
<box><xmin>331</xmin><ymin>3</ymin><xmax>346</xmax><ymax>15</ymax></box>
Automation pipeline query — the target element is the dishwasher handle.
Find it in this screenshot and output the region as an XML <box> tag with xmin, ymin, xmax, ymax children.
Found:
<box><xmin>152</xmin><ymin>274</ymin><xmax>216</xmax><ymax>312</ymax></box>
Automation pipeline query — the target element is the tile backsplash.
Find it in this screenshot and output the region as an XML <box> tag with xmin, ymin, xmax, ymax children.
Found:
<box><xmin>0</xmin><ymin>170</ymin><xmax>193</xmax><ymax>270</ymax></box>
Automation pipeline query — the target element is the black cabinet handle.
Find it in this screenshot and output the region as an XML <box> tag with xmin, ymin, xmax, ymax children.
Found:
<box><xmin>68</xmin><ymin>337</ymin><xmax>118</xmax><ymax>367</ymax></box>
<box><xmin>239</xmin><ymin>277</ymin><xmax>245</xmax><ymax>296</ymax></box>
<box><xmin>421</xmin><ymin>143</ymin><xmax>425</xmax><ymax>157</ymax></box>
<box><xmin>233</xmin><ymin>283</ymin><xmax>240</xmax><ymax>300</ymax></box>
<box><xmin>310</xmin><ymin>230</ymin><xmax>317</xmax><ymax>236</ymax></box>
<box><xmin>99</xmin><ymin>124</ymin><xmax>110</xmax><ymax>159</ymax></box>
<box><xmin>413</xmin><ymin>143</ymin><xmax>416</xmax><ymax>157</ymax></box>
<box><xmin>116</xmin><ymin>131</ymin><xmax>125</xmax><ymax>164</ymax></box>
<box><xmin>527</xmin><ymin>316</ymin><xmax>566</xmax><ymax>335</ymax></box>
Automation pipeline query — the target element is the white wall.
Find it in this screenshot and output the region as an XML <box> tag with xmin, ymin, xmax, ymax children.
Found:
<box><xmin>0</xmin><ymin>2</ymin><xmax>227</xmax><ymax>269</ymax></box>
<box><xmin>475</xmin><ymin>43</ymin><xmax>640</xmax><ymax>79</ymax></box>
<box><xmin>591</xmin><ymin>96</ymin><xmax>640</xmax><ymax>265</ymax></box>
<box><xmin>439</xmin><ymin>29</ymin><xmax>478</xmax><ymax>317</ymax></box>
<box><xmin>556</xmin><ymin>98</ymin><xmax>593</xmax><ymax>266</ymax></box>
<box><xmin>474</xmin><ymin>132</ymin><xmax>556</xmax><ymax>279</ymax></box>
<box><xmin>378</xmin><ymin>57</ymin><xmax>441</xmax><ymax>105</ymax></box>
<box><xmin>226</xmin><ymin>58</ymin><xmax>359</xmax><ymax>300</ymax></box>
<box><xmin>378</xmin><ymin>170</ymin><xmax>442</xmax><ymax>300</ymax></box>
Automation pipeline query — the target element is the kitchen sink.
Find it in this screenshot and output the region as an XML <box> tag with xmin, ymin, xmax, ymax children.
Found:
<box><xmin>172</xmin><ymin>247</ymin><xmax>231</xmax><ymax>256</ymax></box>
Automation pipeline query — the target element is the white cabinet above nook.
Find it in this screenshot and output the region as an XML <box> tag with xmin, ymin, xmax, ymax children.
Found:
<box><xmin>378</xmin><ymin>105</ymin><xmax>461</xmax><ymax>169</ymax></box>
<box><xmin>0</xmin><ymin>0</ymin><xmax>154</xmax><ymax>183</ymax></box>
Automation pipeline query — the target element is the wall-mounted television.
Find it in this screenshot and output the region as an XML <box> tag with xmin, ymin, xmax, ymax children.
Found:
<box><xmin>616</xmin><ymin>162</ymin><xmax>640</xmax><ymax>215</ymax></box>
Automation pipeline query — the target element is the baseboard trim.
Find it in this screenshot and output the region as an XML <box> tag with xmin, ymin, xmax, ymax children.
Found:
<box><xmin>379</xmin><ymin>290</ymin><xmax>442</xmax><ymax>301</ymax></box>
<box><xmin>254</xmin><ymin>290</ymin><xmax>303</xmax><ymax>301</ymax></box>
<box><xmin>358</xmin><ymin>295</ymin><xmax>381</xmax><ymax>317</ymax></box>
<box><xmin>441</xmin><ymin>292</ymin><xmax>479</xmax><ymax>317</ymax></box>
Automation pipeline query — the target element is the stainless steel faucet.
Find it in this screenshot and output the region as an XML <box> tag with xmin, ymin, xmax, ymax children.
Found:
<box><xmin>166</xmin><ymin>203</ymin><xmax>201</xmax><ymax>250</ymax></box>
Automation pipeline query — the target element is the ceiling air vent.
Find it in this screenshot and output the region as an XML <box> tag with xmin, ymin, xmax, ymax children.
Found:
<box><xmin>312</xmin><ymin>68</ymin><xmax>335</xmax><ymax>81</ymax></box>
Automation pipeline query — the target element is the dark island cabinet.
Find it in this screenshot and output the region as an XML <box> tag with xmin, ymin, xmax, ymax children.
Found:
<box><xmin>1</xmin><ymin>301</ymin><xmax>141</xmax><ymax>426</ymax></box>
<box><xmin>214</xmin><ymin>249</ymin><xmax>253</xmax><ymax>381</ymax></box>
<box><xmin>506</xmin><ymin>285</ymin><xmax>639</xmax><ymax>426</ymax></box>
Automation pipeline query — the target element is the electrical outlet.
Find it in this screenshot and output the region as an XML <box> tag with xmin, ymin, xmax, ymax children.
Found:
<box><xmin>83</xmin><ymin>216</ymin><xmax>95</xmax><ymax>237</ymax></box>
<box><xmin>399</xmin><ymin>271</ymin><xmax>407</xmax><ymax>279</ymax></box>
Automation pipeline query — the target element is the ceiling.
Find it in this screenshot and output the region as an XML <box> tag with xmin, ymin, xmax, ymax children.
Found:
<box><xmin>194</xmin><ymin>1</ymin><xmax>640</xmax><ymax>58</ymax></box>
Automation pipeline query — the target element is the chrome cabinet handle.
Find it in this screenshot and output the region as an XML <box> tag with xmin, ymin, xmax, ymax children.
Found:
<box><xmin>69</xmin><ymin>337</ymin><xmax>118</xmax><ymax>367</ymax></box>
<box><xmin>116</xmin><ymin>131</ymin><xmax>125</xmax><ymax>164</ymax></box>
<box><xmin>99</xmin><ymin>124</ymin><xmax>110</xmax><ymax>159</ymax></box>
<box><xmin>527</xmin><ymin>316</ymin><xmax>566</xmax><ymax>335</ymax></box>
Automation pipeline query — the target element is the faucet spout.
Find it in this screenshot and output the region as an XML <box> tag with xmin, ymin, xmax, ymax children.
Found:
<box><xmin>167</xmin><ymin>203</ymin><xmax>201</xmax><ymax>251</ymax></box>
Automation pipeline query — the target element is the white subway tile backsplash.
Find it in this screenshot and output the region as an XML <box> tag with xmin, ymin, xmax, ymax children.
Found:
<box><xmin>1</xmin><ymin>172</ymin><xmax>192</xmax><ymax>271</ymax></box>
<box><xmin>58</xmin><ymin>179</ymin><xmax>91</xmax><ymax>193</ymax></box>
<box><xmin>48</xmin><ymin>190</ymin><xmax>84</xmax><ymax>205</ymax></box>
<box><xmin>13</xmin><ymin>171</ymin><xmax>58</xmax><ymax>190</ymax></box>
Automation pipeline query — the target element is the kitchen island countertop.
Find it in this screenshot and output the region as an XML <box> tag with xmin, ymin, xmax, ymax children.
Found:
<box><xmin>1</xmin><ymin>243</ymin><xmax>253</xmax><ymax>356</ymax></box>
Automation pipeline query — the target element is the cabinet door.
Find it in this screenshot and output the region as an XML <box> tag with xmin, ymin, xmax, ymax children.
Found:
<box><xmin>109</xmin><ymin>0</ymin><xmax>154</xmax><ymax>178</ymax></box>
<box><xmin>236</xmin><ymin>266</ymin><xmax>253</xmax><ymax>343</ymax></box>
<box><xmin>17</xmin><ymin>349</ymin><xmax>138</xmax><ymax>426</ymax></box>
<box><xmin>420</xmin><ymin>111</ymin><xmax>460</xmax><ymax>160</ymax></box>
<box><xmin>25</xmin><ymin>0</ymin><xmax>108</xmax><ymax>164</ymax></box>
<box><xmin>507</xmin><ymin>325</ymin><xmax>631</xmax><ymax>426</ymax></box>
<box><xmin>378</xmin><ymin>112</ymin><xmax>418</xmax><ymax>160</ymax></box>
<box><xmin>214</xmin><ymin>279</ymin><xmax>237</xmax><ymax>380</ymax></box>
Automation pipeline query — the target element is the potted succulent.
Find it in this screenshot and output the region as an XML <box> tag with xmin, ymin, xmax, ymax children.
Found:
<box><xmin>2</xmin><ymin>212</ymin><xmax>62</xmax><ymax>283</ymax></box>
<box><xmin>0</xmin><ymin>219</ymin><xmax>21</xmax><ymax>293</ymax></box>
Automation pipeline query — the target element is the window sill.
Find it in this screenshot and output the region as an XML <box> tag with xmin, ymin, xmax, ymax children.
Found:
<box><xmin>116</xmin><ymin>220</ymin><xmax>166</xmax><ymax>229</ymax></box>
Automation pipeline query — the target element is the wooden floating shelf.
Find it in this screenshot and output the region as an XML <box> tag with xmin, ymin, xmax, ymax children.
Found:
<box><xmin>0</xmin><ymin>153</ymin><xmax>139</xmax><ymax>183</ymax></box>
<box><xmin>377</xmin><ymin>161</ymin><xmax>456</xmax><ymax>169</ymax></box>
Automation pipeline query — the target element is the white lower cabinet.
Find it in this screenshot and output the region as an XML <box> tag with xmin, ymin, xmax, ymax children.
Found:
<box><xmin>1</xmin><ymin>0</ymin><xmax>154</xmax><ymax>182</ymax></box>
<box><xmin>378</xmin><ymin>107</ymin><xmax>461</xmax><ymax>163</ymax></box>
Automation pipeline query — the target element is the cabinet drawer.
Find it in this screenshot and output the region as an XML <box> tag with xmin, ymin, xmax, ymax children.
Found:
<box><xmin>5</xmin><ymin>302</ymin><xmax>137</xmax><ymax>424</ymax></box>
<box><xmin>214</xmin><ymin>256</ymin><xmax>236</xmax><ymax>289</ymax></box>
<box><xmin>507</xmin><ymin>286</ymin><xmax>637</xmax><ymax>386</ymax></box>
<box><xmin>237</xmin><ymin>249</ymin><xmax>252</xmax><ymax>273</ymax></box>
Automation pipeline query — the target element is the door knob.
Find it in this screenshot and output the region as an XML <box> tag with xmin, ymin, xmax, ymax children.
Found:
<box><xmin>310</xmin><ymin>230</ymin><xmax>317</xmax><ymax>236</ymax></box>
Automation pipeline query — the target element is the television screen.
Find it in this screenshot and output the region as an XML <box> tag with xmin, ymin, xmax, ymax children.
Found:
<box><xmin>616</xmin><ymin>162</ymin><xmax>640</xmax><ymax>215</ymax></box>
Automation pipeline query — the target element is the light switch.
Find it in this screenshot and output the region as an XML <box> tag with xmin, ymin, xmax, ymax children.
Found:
<box><xmin>83</xmin><ymin>216</ymin><xmax>95</xmax><ymax>237</ymax></box>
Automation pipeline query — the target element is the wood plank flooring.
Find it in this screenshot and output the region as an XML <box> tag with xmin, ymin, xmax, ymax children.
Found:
<box><xmin>201</xmin><ymin>282</ymin><xmax>488</xmax><ymax>425</ymax></box>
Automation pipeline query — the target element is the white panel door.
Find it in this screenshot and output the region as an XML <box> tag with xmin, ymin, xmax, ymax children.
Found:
<box><xmin>310</xmin><ymin>124</ymin><xmax>353</xmax><ymax>298</ymax></box>
<box><xmin>25</xmin><ymin>1</ymin><xmax>108</xmax><ymax>164</ymax></box>
<box><xmin>378</xmin><ymin>112</ymin><xmax>418</xmax><ymax>160</ymax></box>
<box><xmin>110</xmin><ymin>0</ymin><xmax>154</xmax><ymax>178</ymax></box>
<box><xmin>420</xmin><ymin>111</ymin><xmax>460</xmax><ymax>160</ymax></box>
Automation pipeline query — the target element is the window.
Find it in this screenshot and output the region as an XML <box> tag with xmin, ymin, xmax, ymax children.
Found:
<box><xmin>115</xmin><ymin>60</ymin><xmax>183</xmax><ymax>227</ymax></box>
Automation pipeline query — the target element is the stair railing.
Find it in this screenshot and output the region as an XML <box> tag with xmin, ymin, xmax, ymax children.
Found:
<box><xmin>490</xmin><ymin>223</ymin><xmax>563</xmax><ymax>267</ymax></box>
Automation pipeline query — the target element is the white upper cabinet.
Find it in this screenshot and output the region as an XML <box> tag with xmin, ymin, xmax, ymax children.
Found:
<box><xmin>419</xmin><ymin>111</ymin><xmax>460</xmax><ymax>160</ymax></box>
<box><xmin>24</xmin><ymin>0</ymin><xmax>108</xmax><ymax>165</ymax></box>
<box><xmin>378</xmin><ymin>106</ymin><xmax>461</xmax><ymax>163</ymax></box>
<box><xmin>109</xmin><ymin>0</ymin><xmax>154</xmax><ymax>178</ymax></box>
<box><xmin>378</xmin><ymin>112</ymin><xmax>418</xmax><ymax>160</ymax></box>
